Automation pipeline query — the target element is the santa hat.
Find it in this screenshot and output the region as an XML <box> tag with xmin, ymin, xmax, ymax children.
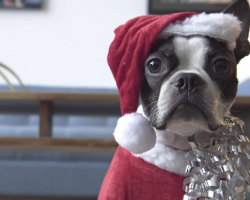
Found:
<box><xmin>108</xmin><ymin>12</ymin><xmax>242</xmax><ymax>154</ymax></box>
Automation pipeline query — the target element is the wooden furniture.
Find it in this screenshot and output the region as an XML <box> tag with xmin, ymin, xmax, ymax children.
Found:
<box><xmin>0</xmin><ymin>92</ymin><xmax>120</xmax><ymax>152</ymax></box>
<box><xmin>232</xmin><ymin>96</ymin><xmax>250</xmax><ymax>110</ymax></box>
<box><xmin>0</xmin><ymin>91</ymin><xmax>249</xmax><ymax>152</ymax></box>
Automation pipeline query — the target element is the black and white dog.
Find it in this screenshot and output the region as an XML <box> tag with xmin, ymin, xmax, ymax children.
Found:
<box><xmin>140</xmin><ymin>1</ymin><xmax>250</xmax><ymax>149</ymax></box>
<box><xmin>99</xmin><ymin>1</ymin><xmax>250</xmax><ymax>199</ymax></box>
<box><xmin>132</xmin><ymin>0</ymin><xmax>250</xmax><ymax>174</ymax></box>
<box><xmin>109</xmin><ymin>0</ymin><xmax>250</xmax><ymax>176</ymax></box>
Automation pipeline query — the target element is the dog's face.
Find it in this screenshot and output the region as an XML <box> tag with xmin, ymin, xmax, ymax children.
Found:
<box><xmin>140</xmin><ymin>0</ymin><xmax>250</xmax><ymax>140</ymax></box>
<box><xmin>140</xmin><ymin>36</ymin><xmax>238</xmax><ymax>136</ymax></box>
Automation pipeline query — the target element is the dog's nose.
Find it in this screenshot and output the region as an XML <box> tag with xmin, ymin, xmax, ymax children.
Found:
<box><xmin>173</xmin><ymin>73</ymin><xmax>204</xmax><ymax>92</ymax></box>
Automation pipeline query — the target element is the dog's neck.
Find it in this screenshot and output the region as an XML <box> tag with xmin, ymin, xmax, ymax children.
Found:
<box><xmin>137</xmin><ymin>105</ymin><xmax>213</xmax><ymax>151</ymax></box>
<box><xmin>155</xmin><ymin>130</ymin><xmax>191</xmax><ymax>150</ymax></box>
<box><xmin>155</xmin><ymin>129</ymin><xmax>214</xmax><ymax>150</ymax></box>
<box><xmin>135</xmin><ymin>106</ymin><xmax>215</xmax><ymax>175</ymax></box>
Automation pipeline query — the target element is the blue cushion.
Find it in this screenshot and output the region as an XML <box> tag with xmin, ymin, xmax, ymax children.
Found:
<box><xmin>106</xmin><ymin>117</ymin><xmax>118</xmax><ymax>127</ymax></box>
<box><xmin>238</xmin><ymin>78</ymin><xmax>250</xmax><ymax>96</ymax></box>
<box><xmin>67</xmin><ymin>116</ymin><xmax>107</xmax><ymax>127</ymax></box>
<box><xmin>53</xmin><ymin>127</ymin><xmax>114</xmax><ymax>139</ymax></box>
<box><xmin>53</xmin><ymin>116</ymin><xmax>69</xmax><ymax>126</ymax></box>
<box><xmin>0</xmin><ymin>115</ymin><xmax>29</xmax><ymax>126</ymax></box>
<box><xmin>0</xmin><ymin>126</ymin><xmax>38</xmax><ymax>137</ymax></box>
<box><xmin>0</xmin><ymin>160</ymin><xmax>110</xmax><ymax>197</ymax></box>
<box><xmin>28</xmin><ymin>115</ymin><xmax>39</xmax><ymax>126</ymax></box>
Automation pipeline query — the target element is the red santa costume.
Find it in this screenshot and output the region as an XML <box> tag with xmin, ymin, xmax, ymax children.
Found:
<box><xmin>98</xmin><ymin>10</ymin><xmax>242</xmax><ymax>200</ymax></box>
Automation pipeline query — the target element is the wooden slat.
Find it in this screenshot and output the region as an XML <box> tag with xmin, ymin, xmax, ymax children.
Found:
<box><xmin>0</xmin><ymin>91</ymin><xmax>248</xmax><ymax>105</ymax></box>
<box><xmin>0</xmin><ymin>138</ymin><xmax>118</xmax><ymax>152</ymax></box>
<box><xmin>233</xmin><ymin>96</ymin><xmax>250</xmax><ymax>106</ymax></box>
<box><xmin>0</xmin><ymin>145</ymin><xmax>117</xmax><ymax>152</ymax></box>
<box><xmin>39</xmin><ymin>101</ymin><xmax>52</xmax><ymax>137</ymax></box>
<box><xmin>0</xmin><ymin>138</ymin><xmax>117</xmax><ymax>146</ymax></box>
<box><xmin>0</xmin><ymin>92</ymin><xmax>248</xmax><ymax>153</ymax></box>
<box><xmin>232</xmin><ymin>96</ymin><xmax>250</xmax><ymax>112</ymax></box>
<box><xmin>0</xmin><ymin>92</ymin><xmax>120</xmax><ymax>102</ymax></box>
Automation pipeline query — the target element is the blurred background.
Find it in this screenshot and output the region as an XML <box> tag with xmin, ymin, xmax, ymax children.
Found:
<box><xmin>0</xmin><ymin>0</ymin><xmax>249</xmax><ymax>200</ymax></box>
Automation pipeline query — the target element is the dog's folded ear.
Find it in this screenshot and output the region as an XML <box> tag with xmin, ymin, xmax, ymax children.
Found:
<box><xmin>223</xmin><ymin>0</ymin><xmax>250</xmax><ymax>63</ymax></box>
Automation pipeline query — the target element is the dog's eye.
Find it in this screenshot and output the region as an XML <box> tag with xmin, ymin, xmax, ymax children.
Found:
<box><xmin>213</xmin><ymin>60</ymin><xmax>231</xmax><ymax>75</ymax></box>
<box><xmin>147</xmin><ymin>60</ymin><xmax>162</xmax><ymax>74</ymax></box>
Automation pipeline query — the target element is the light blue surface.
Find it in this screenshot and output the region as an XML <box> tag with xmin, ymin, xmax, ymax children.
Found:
<box><xmin>0</xmin><ymin>160</ymin><xmax>110</xmax><ymax>197</ymax></box>
<box><xmin>238</xmin><ymin>78</ymin><xmax>250</xmax><ymax>96</ymax></box>
<box><xmin>0</xmin><ymin>114</ymin><xmax>118</xmax><ymax>138</ymax></box>
<box><xmin>0</xmin><ymin>85</ymin><xmax>118</xmax><ymax>93</ymax></box>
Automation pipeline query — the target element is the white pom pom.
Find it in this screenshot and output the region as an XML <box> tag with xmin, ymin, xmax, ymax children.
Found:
<box><xmin>114</xmin><ymin>113</ymin><xmax>156</xmax><ymax>154</ymax></box>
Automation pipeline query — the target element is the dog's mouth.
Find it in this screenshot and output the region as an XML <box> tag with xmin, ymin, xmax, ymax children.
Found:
<box><xmin>174</xmin><ymin>103</ymin><xmax>207</xmax><ymax>116</ymax></box>
<box><xmin>154</xmin><ymin>102</ymin><xmax>219</xmax><ymax>131</ymax></box>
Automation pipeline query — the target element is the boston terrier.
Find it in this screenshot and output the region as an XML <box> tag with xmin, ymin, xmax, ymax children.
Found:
<box><xmin>140</xmin><ymin>0</ymin><xmax>250</xmax><ymax>151</ymax></box>
<box><xmin>98</xmin><ymin>0</ymin><xmax>250</xmax><ymax>199</ymax></box>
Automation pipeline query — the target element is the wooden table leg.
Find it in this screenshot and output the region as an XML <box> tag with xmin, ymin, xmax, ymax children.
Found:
<box><xmin>39</xmin><ymin>100</ymin><xmax>52</xmax><ymax>137</ymax></box>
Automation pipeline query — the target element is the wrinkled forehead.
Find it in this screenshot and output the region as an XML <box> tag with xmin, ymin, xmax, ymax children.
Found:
<box><xmin>149</xmin><ymin>36</ymin><xmax>235</xmax><ymax>69</ymax></box>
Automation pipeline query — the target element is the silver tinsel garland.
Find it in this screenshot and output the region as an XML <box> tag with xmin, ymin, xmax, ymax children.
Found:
<box><xmin>183</xmin><ymin>117</ymin><xmax>250</xmax><ymax>200</ymax></box>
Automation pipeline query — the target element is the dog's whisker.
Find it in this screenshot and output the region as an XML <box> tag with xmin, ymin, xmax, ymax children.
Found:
<box><xmin>145</xmin><ymin>101</ymin><xmax>158</xmax><ymax>109</ymax></box>
<box><xmin>211</xmin><ymin>97</ymin><xmax>225</xmax><ymax>107</ymax></box>
<box><xmin>150</xmin><ymin>106</ymin><xmax>158</xmax><ymax>119</ymax></box>
<box><xmin>151</xmin><ymin>111</ymin><xmax>159</xmax><ymax>124</ymax></box>
<box><xmin>148</xmin><ymin>105</ymin><xmax>159</xmax><ymax>122</ymax></box>
<box><xmin>147</xmin><ymin>104</ymin><xmax>158</xmax><ymax>117</ymax></box>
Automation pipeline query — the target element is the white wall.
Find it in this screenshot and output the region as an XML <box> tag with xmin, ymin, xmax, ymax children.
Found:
<box><xmin>0</xmin><ymin>0</ymin><xmax>249</xmax><ymax>88</ymax></box>
<box><xmin>0</xmin><ymin>0</ymin><xmax>147</xmax><ymax>88</ymax></box>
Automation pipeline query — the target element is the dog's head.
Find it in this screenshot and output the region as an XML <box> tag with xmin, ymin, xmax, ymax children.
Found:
<box><xmin>140</xmin><ymin>0</ymin><xmax>250</xmax><ymax>137</ymax></box>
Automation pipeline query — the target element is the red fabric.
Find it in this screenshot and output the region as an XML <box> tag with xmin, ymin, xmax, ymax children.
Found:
<box><xmin>107</xmin><ymin>13</ymin><xmax>196</xmax><ymax>115</ymax></box>
<box><xmin>98</xmin><ymin>146</ymin><xmax>186</xmax><ymax>200</ymax></box>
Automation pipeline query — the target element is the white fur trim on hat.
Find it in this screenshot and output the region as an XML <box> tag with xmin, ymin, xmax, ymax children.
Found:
<box><xmin>158</xmin><ymin>13</ymin><xmax>242</xmax><ymax>50</ymax></box>
<box><xmin>135</xmin><ymin>142</ymin><xmax>187</xmax><ymax>176</ymax></box>
<box><xmin>114</xmin><ymin>113</ymin><xmax>156</xmax><ymax>154</ymax></box>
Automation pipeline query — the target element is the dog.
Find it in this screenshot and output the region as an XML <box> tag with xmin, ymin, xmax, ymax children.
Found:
<box><xmin>140</xmin><ymin>2</ymin><xmax>250</xmax><ymax>150</ymax></box>
<box><xmin>98</xmin><ymin>0</ymin><xmax>250</xmax><ymax>199</ymax></box>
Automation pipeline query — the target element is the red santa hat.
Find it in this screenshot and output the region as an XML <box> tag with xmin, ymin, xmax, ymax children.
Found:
<box><xmin>108</xmin><ymin>12</ymin><xmax>242</xmax><ymax>154</ymax></box>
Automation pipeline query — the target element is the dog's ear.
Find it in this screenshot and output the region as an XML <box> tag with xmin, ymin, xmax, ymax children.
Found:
<box><xmin>223</xmin><ymin>0</ymin><xmax>250</xmax><ymax>63</ymax></box>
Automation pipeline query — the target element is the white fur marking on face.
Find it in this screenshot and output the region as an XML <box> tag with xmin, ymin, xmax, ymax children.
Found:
<box><xmin>174</xmin><ymin>36</ymin><xmax>208</xmax><ymax>71</ymax></box>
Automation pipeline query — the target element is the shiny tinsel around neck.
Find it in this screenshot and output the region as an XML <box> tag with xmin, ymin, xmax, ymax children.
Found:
<box><xmin>183</xmin><ymin>117</ymin><xmax>250</xmax><ymax>200</ymax></box>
